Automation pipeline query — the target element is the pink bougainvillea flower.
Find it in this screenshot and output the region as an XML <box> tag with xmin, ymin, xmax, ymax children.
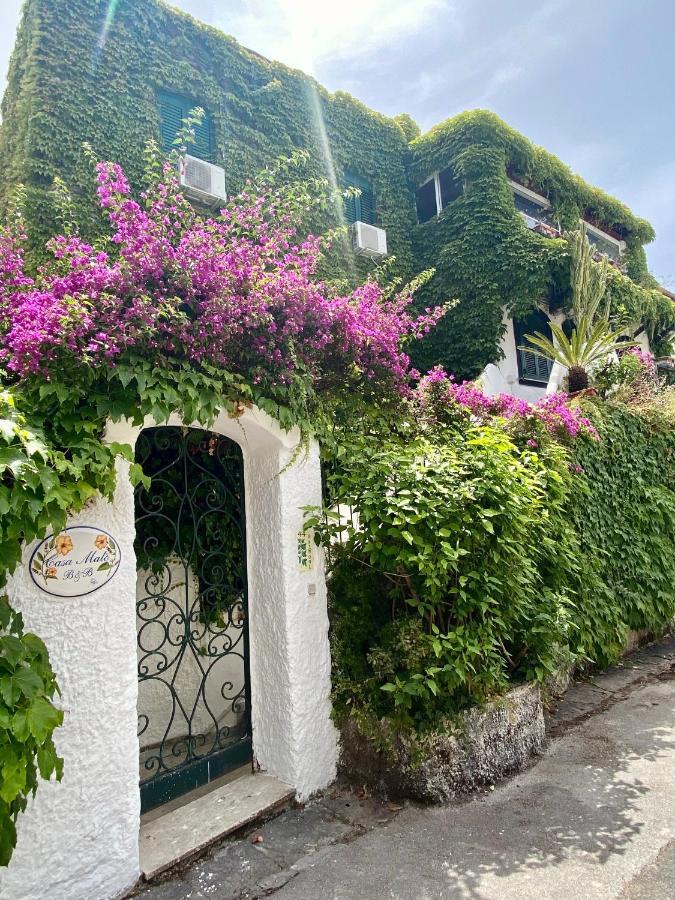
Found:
<box><xmin>416</xmin><ymin>367</ymin><xmax>600</xmax><ymax>442</ymax></box>
<box><xmin>0</xmin><ymin>157</ymin><xmax>447</xmax><ymax>402</ymax></box>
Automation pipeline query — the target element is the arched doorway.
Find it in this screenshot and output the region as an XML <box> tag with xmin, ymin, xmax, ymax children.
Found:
<box><xmin>134</xmin><ymin>426</ymin><xmax>251</xmax><ymax>813</ymax></box>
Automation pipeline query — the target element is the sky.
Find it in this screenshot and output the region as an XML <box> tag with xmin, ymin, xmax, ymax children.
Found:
<box><xmin>0</xmin><ymin>0</ymin><xmax>672</xmax><ymax>287</ymax></box>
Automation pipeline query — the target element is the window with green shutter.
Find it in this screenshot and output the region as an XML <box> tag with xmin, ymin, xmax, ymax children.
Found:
<box><xmin>157</xmin><ymin>90</ymin><xmax>214</xmax><ymax>162</ymax></box>
<box><xmin>513</xmin><ymin>309</ymin><xmax>554</xmax><ymax>385</ymax></box>
<box><xmin>342</xmin><ymin>172</ymin><xmax>375</xmax><ymax>225</ymax></box>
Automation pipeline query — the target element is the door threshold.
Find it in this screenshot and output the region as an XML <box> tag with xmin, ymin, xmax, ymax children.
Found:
<box><xmin>139</xmin><ymin>772</ymin><xmax>295</xmax><ymax>880</ymax></box>
<box><xmin>141</xmin><ymin>764</ymin><xmax>253</xmax><ymax>824</ymax></box>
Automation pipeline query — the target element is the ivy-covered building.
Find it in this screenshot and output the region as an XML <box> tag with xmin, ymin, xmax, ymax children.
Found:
<box><xmin>1</xmin><ymin>0</ymin><xmax>673</xmax><ymax>397</ymax></box>
<box><xmin>2</xmin><ymin>5</ymin><xmax>675</xmax><ymax>899</ymax></box>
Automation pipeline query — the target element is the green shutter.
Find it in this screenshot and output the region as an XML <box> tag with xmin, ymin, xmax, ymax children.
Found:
<box><xmin>342</xmin><ymin>172</ymin><xmax>375</xmax><ymax>225</ymax></box>
<box><xmin>157</xmin><ymin>90</ymin><xmax>213</xmax><ymax>162</ymax></box>
<box><xmin>158</xmin><ymin>93</ymin><xmax>184</xmax><ymax>155</ymax></box>
<box><xmin>343</xmin><ymin>191</ymin><xmax>358</xmax><ymax>225</ymax></box>
<box><xmin>192</xmin><ymin>114</ymin><xmax>213</xmax><ymax>162</ymax></box>
<box><xmin>359</xmin><ymin>185</ymin><xmax>375</xmax><ymax>225</ymax></box>
<box><xmin>514</xmin><ymin>310</ymin><xmax>553</xmax><ymax>385</ymax></box>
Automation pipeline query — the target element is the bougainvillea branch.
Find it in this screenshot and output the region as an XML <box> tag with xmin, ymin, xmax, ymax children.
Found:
<box><xmin>0</xmin><ymin>153</ymin><xmax>445</xmax><ymax>403</ymax></box>
<box><xmin>416</xmin><ymin>367</ymin><xmax>599</xmax><ymax>441</ymax></box>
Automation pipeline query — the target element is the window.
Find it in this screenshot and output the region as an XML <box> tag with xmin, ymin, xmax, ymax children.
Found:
<box><xmin>342</xmin><ymin>173</ymin><xmax>375</xmax><ymax>225</ymax></box>
<box><xmin>438</xmin><ymin>166</ymin><xmax>462</xmax><ymax>207</ymax></box>
<box><xmin>415</xmin><ymin>178</ymin><xmax>437</xmax><ymax>223</ymax></box>
<box><xmin>583</xmin><ymin>222</ymin><xmax>623</xmax><ymax>262</ymax></box>
<box><xmin>157</xmin><ymin>90</ymin><xmax>213</xmax><ymax>162</ymax></box>
<box><xmin>416</xmin><ymin>165</ymin><xmax>462</xmax><ymax>224</ymax></box>
<box><xmin>509</xmin><ymin>180</ymin><xmax>555</xmax><ymax>229</ymax></box>
<box><xmin>513</xmin><ymin>309</ymin><xmax>554</xmax><ymax>385</ymax></box>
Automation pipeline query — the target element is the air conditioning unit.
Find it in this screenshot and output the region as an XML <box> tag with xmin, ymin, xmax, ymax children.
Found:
<box><xmin>179</xmin><ymin>155</ymin><xmax>227</xmax><ymax>205</ymax></box>
<box><xmin>350</xmin><ymin>221</ymin><xmax>387</xmax><ymax>259</ymax></box>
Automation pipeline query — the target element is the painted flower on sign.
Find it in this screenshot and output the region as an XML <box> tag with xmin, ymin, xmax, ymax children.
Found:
<box><xmin>55</xmin><ymin>533</ymin><xmax>74</xmax><ymax>556</ymax></box>
<box><xmin>94</xmin><ymin>534</ymin><xmax>108</xmax><ymax>550</ymax></box>
<box><xmin>45</xmin><ymin>566</ymin><xmax>58</xmax><ymax>578</ymax></box>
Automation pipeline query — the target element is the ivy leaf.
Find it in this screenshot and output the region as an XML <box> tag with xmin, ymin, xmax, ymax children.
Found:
<box><xmin>129</xmin><ymin>462</ymin><xmax>150</xmax><ymax>489</ymax></box>
<box><xmin>26</xmin><ymin>697</ymin><xmax>63</xmax><ymax>743</ymax></box>
<box><xmin>36</xmin><ymin>741</ymin><xmax>61</xmax><ymax>781</ymax></box>
<box><xmin>0</xmin><ymin>756</ymin><xmax>27</xmax><ymax>804</ymax></box>
<box><xmin>13</xmin><ymin>667</ymin><xmax>44</xmax><ymax>699</ymax></box>
<box><xmin>0</xmin><ymin>635</ymin><xmax>25</xmax><ymax>669</ymax></box>
<box><xmin>0</xmin><ymin>675</ymin><xmax>21</xmax><ymax>709</ymax></box>
<box><xmin>0</xmin><ymin>819</ymin><xmax>17</xmax><ymax>868</ymax></box>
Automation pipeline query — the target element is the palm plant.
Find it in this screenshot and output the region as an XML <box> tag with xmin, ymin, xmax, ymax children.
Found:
<box><xmin>521</xmin><ymin>226</ymin><xmax>638</xmax><ymax>393</ymax></box>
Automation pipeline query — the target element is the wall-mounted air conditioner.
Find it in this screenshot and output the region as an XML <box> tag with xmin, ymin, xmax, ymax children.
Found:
<box><xmin>350</xmin><ymin>221</ymin><xmax>387</xmax><ymax>259</ymax></box>
<box><xmin>179</xmin><ymin>155</ymin><xmax>227</xmax><ymax>205</ymax></box>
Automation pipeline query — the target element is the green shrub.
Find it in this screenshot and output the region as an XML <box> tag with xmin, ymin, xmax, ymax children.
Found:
<box><xmin>315</xmin><ymin>394</ymin><xmax>675</xmax><ymax>732</ymax></box>
<box><xmin>311</xmin><ymin>424</ymin><xmax>579</xmax><ymax>729</ymax></box>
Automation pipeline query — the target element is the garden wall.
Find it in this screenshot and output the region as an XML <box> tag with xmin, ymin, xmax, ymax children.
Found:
<box><xmin>0</xmin><ymin>461</ymin><xmax>140</xmax><ymax>900</ymax></box>
<box><xmin>325</xmin><ymin>397</ymin><xmax>675</xmax><ymax>796</ymax></box>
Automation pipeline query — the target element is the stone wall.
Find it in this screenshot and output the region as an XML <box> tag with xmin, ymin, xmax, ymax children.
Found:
<box><xmin>339</xmin><ymin>683</ymin><xmax>545</xmax><ymax>803</ymax></box>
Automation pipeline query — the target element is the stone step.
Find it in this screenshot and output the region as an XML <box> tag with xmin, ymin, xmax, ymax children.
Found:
<box><xmin>139</xmin><ymin>773</ymin><xmax>295</xmax><ymax>880</ymax></box>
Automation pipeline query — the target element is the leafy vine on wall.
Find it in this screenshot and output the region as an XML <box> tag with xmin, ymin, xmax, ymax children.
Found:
<box><xmin>408</xmin><ymin>111</ymin><xmax>675</xmax><ymax>377</ymax></box>
<box><xmin>1</xmin><ymin>1</ymin><xmax>672</xmax><ymax>381</ymax></box>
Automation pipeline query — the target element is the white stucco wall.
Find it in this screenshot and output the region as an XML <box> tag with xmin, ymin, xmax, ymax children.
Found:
<box><xmin>1</xmin><ymin>405</ymin><xmax>337</xmax><ymax>900</ymax></box>
<box><xmin>244</xmin><ymin>440</ymin><xmax>337</xmax><ymax>798</ymax></box>
<box><xmin>0</xmin><ymin>460</ymin><xmax>141</xmax><ymax>900</ymax></box>
<box><xmin>636</xmin><ymin>330</ymin><xmax>652</xmax><ymax>354</ymax></box>
<box><xmin>0</xmin><ymin>409</ymin><xmax>337</xmax><ymax>900</ymax></box>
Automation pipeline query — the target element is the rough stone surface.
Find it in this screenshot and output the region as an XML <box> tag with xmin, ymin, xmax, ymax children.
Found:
<box><xmin>339</xmin><ymin>682</ymin><xmax>545</xmax><ymax>802</ymax></box>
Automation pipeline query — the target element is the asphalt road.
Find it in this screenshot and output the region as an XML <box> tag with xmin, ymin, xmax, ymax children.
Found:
<box><xmin>275</xmin><ymin>675</ymin><xmax>675</xmax><ymax>899</ymax></box>
<box><xmin>139</xmin><ymin>640</ymin><xmax>674</xmax><ymax>900</ymax></box>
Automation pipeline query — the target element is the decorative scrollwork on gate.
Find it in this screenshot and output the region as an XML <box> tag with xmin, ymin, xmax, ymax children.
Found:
<box><xmin>134</xmin><ymin>427</ymin><xmax>250</xmax><ymax>806</ymax></box>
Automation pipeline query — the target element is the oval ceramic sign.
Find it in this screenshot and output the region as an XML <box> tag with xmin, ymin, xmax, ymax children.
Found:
<box><xmin>29</xmin><ymin>526</ymin><xmax>121</xmax><ymax>598</ymax></box>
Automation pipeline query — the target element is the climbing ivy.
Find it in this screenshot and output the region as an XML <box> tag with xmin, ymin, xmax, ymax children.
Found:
<box><xmin>0</xmin><ymin>600</ymin><xmax>63</xmax><ymax>867</ymax></box>
<box><xmin>0</xmin><ymin>0</ymin><xmax>416</xmax><ymax>283</ymax></box>
<box><xmin>408</xmin><ymin>111</ymin><xmax>675</xmax><ymax>378</ymax></box>
<box><xmin>2</xmin><ymin>3</ymin><xmax>671</xmax><ymax>378</ymax></box>
<box><xmin>568</xmin><ymin>398</ymin><xmax>675</xmax><ymax>663</ymax></box>
<box><xmin>410</xmin><ymin>143</ymin><xmax>564</xmax><ymax>378</ymax></box>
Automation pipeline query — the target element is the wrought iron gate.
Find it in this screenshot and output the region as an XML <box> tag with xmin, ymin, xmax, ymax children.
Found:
<box><xmin>134</xmin><ymin>427</ymin><xmax>251</xmax><ymax>813</ymax></box>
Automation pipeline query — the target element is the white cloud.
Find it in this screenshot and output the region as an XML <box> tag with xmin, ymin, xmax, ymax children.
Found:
<box><xmin>618</xmin><ymin>161</ymin><xmax>675</xmax><ymax>288</ymax></box>
<box><xmin>212</xmin><ymin>0</ymin><xmax>451</xmax><ymax>74</ymax></box>
<box><xmin>405</xmin><ymin>0</ymin><xmax>574</xmax><ymax>118</ymax></box>
<box><xmin>476</xmin><ymin>63</ymin><xmax>524</xmax><ymax>104</ymax></box>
